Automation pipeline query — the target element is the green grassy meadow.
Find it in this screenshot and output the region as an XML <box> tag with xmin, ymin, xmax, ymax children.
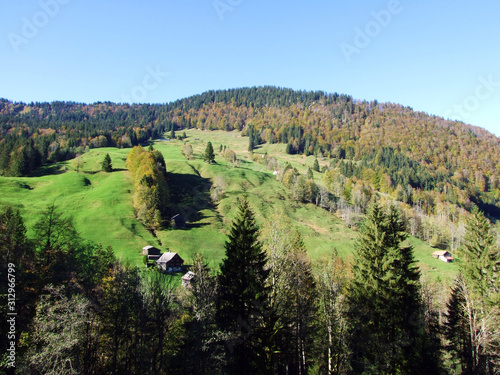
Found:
<box><xmin>0</xmin><ymin>129</ymin><xmax>458</xmax><ymax>282</ymax></box>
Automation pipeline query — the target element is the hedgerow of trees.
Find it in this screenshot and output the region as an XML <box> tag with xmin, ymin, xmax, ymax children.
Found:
<box><xmin>126</xmin><ymin>146</ymin><xmax>169</xmax><ymax>231</ymax></box>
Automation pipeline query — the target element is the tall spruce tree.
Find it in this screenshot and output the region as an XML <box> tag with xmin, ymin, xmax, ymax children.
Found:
<box><xmin>248</xmin><ymin>125</ymin><xmax>259</xmax><ymax>151</ymax></box>
<box><xmin>216</xmin><ymin>199</ymin><xmax>270</xmax><ymax>375</ymax></box>
<box><xmin>204</xmin><ymin>142</ymin><xmax>215</xmax><ymax>164</ymax></box>
<box><xmin>444</xmin><ymin>276</ymin><xmax>475</xmax><ymax>374</ymax></box>
<box><xmin>101</xmin><ymin>153</ymin><xmax>112</xmax><ymax>172</ymax></box>
<box><xmin>444</xmin><ymin>208</ymin><xmax>500</xmax><ymax>374</ymax></box>
<box><xmin>347</xmin><ymin>203</ymin><xmax>432</xmax><ymax>374</ymax></box>
<box><xmin>460</xmin><ymin>207</ymin><xmax>499</xmax><ymax>301</ymax></box>
<box><xmin>0</xmin><ymin>207</ymin><xmax>35</xmax><ymax>359</ymax></box>
<box><xmin>313</xmin><ymin>158</ymin><xmax>320</xmax><ymax>172</ymax></box>
<box><xmin>170</xmin><ymin>124</ymin><xmax>175</xmax><ymax>139</ymax></box>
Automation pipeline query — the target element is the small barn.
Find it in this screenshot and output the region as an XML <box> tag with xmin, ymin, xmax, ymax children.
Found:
<box><xmin>182</xmin><ymin>271</ymin><xmax>195</xmax><ymax>288</ymax></box>
<box><xmin>157</xmin><ymin>252</ymin><xmax>184</xmax><ymax>272</ymax></box>
<box><xmin>432</xmin><ymin>250</ymin><xmax>454</xmax><ymax>263</ymax></box>
<box><xmin>171</xmin><ymin>214</ymin><xmax>186</xmax><ymax>229</ymax></box>
<box><xmin>142</xmin><ymin>245</ymin><xmax>162</xmax><ymax>261</ymax></box>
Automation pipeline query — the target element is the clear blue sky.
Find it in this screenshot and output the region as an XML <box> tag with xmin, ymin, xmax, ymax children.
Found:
<box><xmin>1</xmin><ymin>0</ymin><xmax>499</xmax><ymax>136</ymax></box>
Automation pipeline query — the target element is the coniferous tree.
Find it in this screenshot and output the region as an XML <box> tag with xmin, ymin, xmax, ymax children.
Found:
<box><xmin>444</xmin><ymin>208</ymin><xmax>500</xmax><ymax>374</ymax></box>
<box><xmin>216</xmin><ymin>199</ymin><xmax>270</xmax><ymax>374</ymax></box>
<box><xmin>313</xmin><ymin>158</ymin><xmax>320</xmax><ymax>172</ymax></box>
<box><xmin>347</xmin><ymin>203</ymin><xmax>432</xmax><ymax>374</ymax></box>
<box><xmin>170</xmin><ymin>124</ymin><xmax>175</xmax><ymax>139</ymax></box>
<box><xmin>460</xmin><ymin>207</ymin><xmax>499</xmax><ymax>300</ymax></box>
<box><xmin>444</xmin><ymin>276</ymin><xmax>474</xmax><ymax>374</ymax></box>
<box><xmin>204</xmin><ymin>142</ymin><xmax>215</xmax><ymax>164</ymax></box>
<box><xmin>307</xmin><ymin>167</ymin><xmax>314</xmax><ymax>179</ymax></box>
<box><xmin>0</xmin><ymin>206</ymin><xmax>30</xmax><ymax>267</ymax></box>
<box><xmin>249</xmin><ymin>136</ymin><xmax>255</xmax><ymax>152</ymax></box>
<box><xmin>9</xmin><ymin>146</ymin><xmax>30</xmax><ymax>176</ymax></box>
<box><xmin>248</xmin><ymin>125</ymin><xmax>259</xmax><ymax>151</ymax></box>
<box><xmin>33</xmin><ymin>204</ymin><xmax>81</xmax><ymax>284</ymax></box>
<box><xmin>98</xmin><ymin>264</ymin><xmax>143</xmax><ymax>374</ymax></box>
<box><xmin>101</xmin><ymin>153</ymin><xmax>112</xmax><ymax>172</ymax></box>
<box><xmin>0</xmin><ymin>207</ymin><xmax>36</xmax><ymax>360</ymax></box>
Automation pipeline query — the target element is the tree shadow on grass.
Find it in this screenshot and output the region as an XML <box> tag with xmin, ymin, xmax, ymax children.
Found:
<box><xmin>31</xmin><ymin>163</ymin><xmax>67</xmax><ymax>177</ymax></box>
<box><xmin>167</xmin><ymin>171</ymin><xmax>214</xmax><ymax>229</ymax></box>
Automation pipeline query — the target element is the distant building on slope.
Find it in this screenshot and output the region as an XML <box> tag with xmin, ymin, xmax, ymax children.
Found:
<box><xmin>142</xmin><ymin>245</ymin><xmax>162</xmax><ymax>261</ymax></box>
<box><xmin>142</xmin><ymin>245</ymin><xmax>185</xmax><ymax>272</ymax></box>
<box><xmin>182</xmin><ymin>271</ymin><xmax>195</xmax><ymax>288</ymax></box>
<box><xmin>171</xmin><ymin>214</ymin><xmax>186</xmax><ymax>229</ymax></box>
<box><xmin>432</xmin><ymin>250</ymin><xmax>454</xmax><ymax>263</ymax></box>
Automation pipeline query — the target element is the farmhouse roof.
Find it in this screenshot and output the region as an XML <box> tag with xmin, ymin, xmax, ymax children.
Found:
<box><xmin>432</xmin><ymin>250</ymin><xmax>454</xmax><ymax>261</ymax></box>
<box><xmin>432</xmin><ymin>250</ymin><xmax>449</xmax><ymax>257</ymax></box>
<box><xmin>171</xmin><ymin>214</ymin><xmax>185</xmax><ymax>222</ymax></box>
<box><xmin>142</xmin><ymin>245</ymin><xmax>162</xmax><ymax>256</ymax></box>
<box><xmin>182</xmin><ymin>271</ymin><xmax>195</xmax><ymax>281</ymax></box>
<box><xmin>157</xmin><ymin>252</ymin><xmax>183</xmax><ymax>264</ymax></box>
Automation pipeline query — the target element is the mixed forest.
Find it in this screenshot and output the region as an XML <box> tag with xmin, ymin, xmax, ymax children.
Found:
<box><xmin>1</xmin><ymin>86</ymin><xmax>500</xmax><ymax>374</ymax></box>
<box><xmin>1</xmin><ymin>199</ymin><xmax>499</xmax><ymax>374</ymax></box>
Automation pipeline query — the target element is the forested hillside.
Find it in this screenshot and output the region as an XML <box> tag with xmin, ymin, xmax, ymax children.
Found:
<box><xmin>1</xmin><ymin>87</ymin><xmax>498</xmax><ymax>213</ymax></box>
<box><xmin>1</xmin><ymin>87</ymin><xmax>500</xmax><ymax>374</ymax></box>
<box><xmin>1</xmin><ymin>87</ymin><xmax>499</xmax><ymax>253</ymax></box>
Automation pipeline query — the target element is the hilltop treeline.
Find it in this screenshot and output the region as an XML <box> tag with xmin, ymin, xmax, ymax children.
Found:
<box><xmin>0</xmin><ymin>86</ymin><xmax>499</xmax><ymax>215</ymax></box>
<box><xmin>0</xmin><ymin>99</ymin><xmax>171</xmax><ymax>176</ymax></box>
<box><xmin>2</xmin><ymin>201</ymin><xmax>499</xmax><ymax>374</ymax></box>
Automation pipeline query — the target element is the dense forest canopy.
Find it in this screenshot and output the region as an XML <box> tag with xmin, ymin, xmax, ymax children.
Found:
<box><xmin>1</xmin><ymin>86</ymin><xmax>499</xmax><ymax>217</ymax></box>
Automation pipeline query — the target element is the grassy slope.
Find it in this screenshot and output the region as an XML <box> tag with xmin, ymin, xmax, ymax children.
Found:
<box><xmin>0</xmin><ymin>148</ymin><xmax>151</xmax><ymax>264</ymax></box>
<box><xmin>0</xmin><ymin>129</ymin><xmax>458</xmax><ymax>282</ymax></box>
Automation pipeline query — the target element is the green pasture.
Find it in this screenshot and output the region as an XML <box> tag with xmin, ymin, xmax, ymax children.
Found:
<box><xmin>0</xmin><ymin>129</ymin><xmax>458</xmax><ymax>282</ymax></box>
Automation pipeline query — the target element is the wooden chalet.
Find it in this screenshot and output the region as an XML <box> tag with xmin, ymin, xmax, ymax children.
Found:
<box><xmin>142</xmin><ymin>245</ymin><xmax>162</xmax><ymax>261</ymax></box>
<box><xmin>157</xmin><ymin>252</ymin><xmax>184</xmax><ymax>272</ymax></box>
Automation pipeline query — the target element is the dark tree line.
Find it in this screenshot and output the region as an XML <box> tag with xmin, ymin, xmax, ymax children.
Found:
<box><xmin>1</xmin><ymin>200</ymin><xmax>500</xmax><ymax>374</ymax></box>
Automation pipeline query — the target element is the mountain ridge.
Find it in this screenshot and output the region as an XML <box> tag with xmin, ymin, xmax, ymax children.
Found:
<box><xmin>1</xmin><ymin>86</ymin><xmax>499</xmax><ymax>220</ymax></box>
